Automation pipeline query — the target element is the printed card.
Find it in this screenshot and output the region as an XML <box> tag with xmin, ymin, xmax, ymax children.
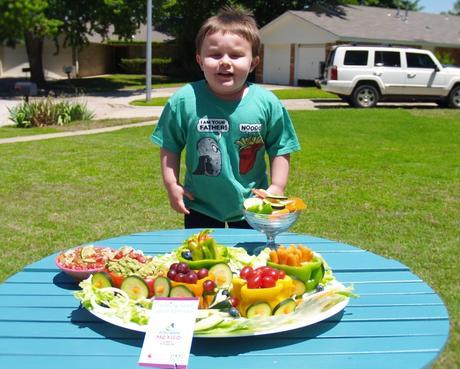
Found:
<box><xmin>139</xmin><ymin>297</ymin><xmax>199</xmax><ymax>369</ymax></box>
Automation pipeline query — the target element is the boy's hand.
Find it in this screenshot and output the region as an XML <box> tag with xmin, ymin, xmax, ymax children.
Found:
<box><xmin>267</xmin><ymin>184</ymin><xmax>285</xmax><ymax>196</ymax></box>
<box><xmin>166</xmin><ymin>183</ymin><xmax>194</xmax><ymax>214</ymax></box>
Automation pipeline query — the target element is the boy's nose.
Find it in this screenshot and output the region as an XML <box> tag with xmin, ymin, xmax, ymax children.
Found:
<box><xmin>219</xmin><ymin>58</ymin><xmax>231</xmax><ymax>68</ymax></box>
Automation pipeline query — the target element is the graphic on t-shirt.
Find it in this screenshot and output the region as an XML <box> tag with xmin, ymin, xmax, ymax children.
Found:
<box><xmin>235</xmin><ymin>135</ymin><xmax>264</xmax><ymax>174</ymax></box>
<box><xmin>193</xmin><ymin>137</ymin><xmax>222</xmax><ymax>176</ymax></box>
<box><xmin>198</xmin><ymin>118</ymin><xmax>229</xmax><ymax>133</ymax></box>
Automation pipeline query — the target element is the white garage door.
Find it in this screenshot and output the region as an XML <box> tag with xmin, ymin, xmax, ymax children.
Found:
<box><xmin>296</xmin><ymin>46</ymin><xmax>325</xmax><ymax>83</ymax></box>
<box><xmin>263</xmin><ymin>45</ymin><xmax>290</xmax><ymax>85</ymax></box>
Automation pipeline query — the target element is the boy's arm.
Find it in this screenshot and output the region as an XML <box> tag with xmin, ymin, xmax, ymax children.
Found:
<box><xmin>267</xmin><ymin>154</ymin><xmax>290</xmax><ymax>195</ymax></box>
<box><xmin>160</xmin><ymin>148</ymin><xmax>194</xmax><ymax>214</ymax></box>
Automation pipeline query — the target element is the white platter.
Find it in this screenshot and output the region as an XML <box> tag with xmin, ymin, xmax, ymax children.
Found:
<box><xmin>87</xmin><ymin>295</ymin><xmax>349</xmax><ymax>338</ymax></box>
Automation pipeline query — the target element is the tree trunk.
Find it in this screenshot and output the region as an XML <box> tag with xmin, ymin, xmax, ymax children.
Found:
<box><xmin>24</xmin><ymin>31</ymin><xmax>46</xmax><ymax>87</ymax></box>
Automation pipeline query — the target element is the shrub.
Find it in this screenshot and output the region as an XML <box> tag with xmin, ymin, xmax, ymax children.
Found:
<box><xmin>435</xmin><ymin>51</ymin><xmax>457</xmax><ymax>66</ymax></box>
<box><xmin>120</xmin><ymin>57</ymin><xmax>173</xmax><ymax>74</ymax></box>
<box><xmin>8</xmin><ymin>98</ymin><xmax>95</xmax><ymax>128</ymax></box>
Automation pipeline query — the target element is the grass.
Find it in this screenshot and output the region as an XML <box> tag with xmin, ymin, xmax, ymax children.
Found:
<box><xmin>0</xmin><ymin>109</ymin><xmax>458</xmax><ymax>368</ymax></box>
<box><xmin>130</xmin><ymin>87</ymin><xmax>338</xmax><ymax>106</ymax></box>
<box><xmin>0</xmin><ymin>117</ymin><xmax>155</xmax><ymax>139</ymax></box>
<box><xmin>131</xmin><ymin>97</ymin><xmax>170</xmax><ymax>107</ymax></box>
<box><xmin>271</xmin><ymin>87</ymin><xmax>337</xmax><ymax>99</ymax></box>
<box><xmin>48</xmin><ymin>74</ymin><xmax>187</xmax><ymax>94</ymax></box>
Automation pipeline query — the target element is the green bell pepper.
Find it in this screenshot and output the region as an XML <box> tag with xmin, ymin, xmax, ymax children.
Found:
<box><xmin>176</xmin><ymin>247</ymin><xmax>229</xmax><ymax>270</ymax></box>
<box><xmin>267</xmin><ymin>256</ymin><xmax>323</xmax><ymax>286</ymax></box>
<box><xmin>305</xmin><ymin>263</ymin><xmax>325</xmax><ymax>291</ymax></box>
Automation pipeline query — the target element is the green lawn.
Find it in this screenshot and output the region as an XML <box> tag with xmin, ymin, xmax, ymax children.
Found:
<box><xmin>48</xmin><ymin>74</ymin><xmax>187</xmax><ymax>94</ymax></box>
<box><xmin>0</xmin><ymin>117</ymin><xmax>155</xmax><ymax>139</ymax></box>
<box><xmin>130</xmin><ymin>87</ymin><xmax>337</xmax><ymax>106</ymax></box>
<box><xmin>0</xmin><ymin>109</ymin><xmax>458</xmax><ymax>368</ymax></box>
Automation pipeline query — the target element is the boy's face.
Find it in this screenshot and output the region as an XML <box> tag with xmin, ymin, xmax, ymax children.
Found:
<box><xmin>196</xmin><ymin>30</ymin><xmax>259</xmax><ymax>100</ymax></box>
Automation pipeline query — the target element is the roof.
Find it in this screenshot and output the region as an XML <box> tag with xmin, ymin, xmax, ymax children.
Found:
<box><xmin>87</xmin><ymin>24</ymin><xmax>174</xmax><ymax>44</ymax></box>
<box><xmin>288</xmin><ymin>5</ymin><xmax>460</xmax><ymax>47</ymax></box>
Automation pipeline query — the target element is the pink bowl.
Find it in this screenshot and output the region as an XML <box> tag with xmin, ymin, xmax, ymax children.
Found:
<box><xmin>55</xmin><ymin>257</ymin><xmax>105</xmax><ymax>282</ymax></box>
<box><xmin>55</xmin><ymin>246</ymin><xmax>112</xmax><ymax>282</ymax></box>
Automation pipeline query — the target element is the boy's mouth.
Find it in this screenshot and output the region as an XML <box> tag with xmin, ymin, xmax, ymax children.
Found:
<box><xmin>217</xmin><ymin>71</ymin><xmax>233</xmax><ymax>77</ymax></box>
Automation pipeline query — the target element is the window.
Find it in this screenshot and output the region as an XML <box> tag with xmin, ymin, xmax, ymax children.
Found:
<box><xmin>375</xmin><ymin>51</ymin><xmax>401</xmax><ymax>67</ymax></box>
<box><xmin>406</xmin><ymin>53</ymin><xmax>437</xmax><ymax>69</ymax></box>
<box><xmin>344</xmin><ymin>50</ymin><xmax>368</xmax><ymax>66</ymax></box>
<box><xmin>325</xmin><ymin>49</ymin><xmax>336</xmax><ymax>67</ymax></box>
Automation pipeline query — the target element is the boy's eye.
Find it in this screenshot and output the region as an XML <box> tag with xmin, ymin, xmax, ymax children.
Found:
<box><xmin>208</xmin><ymin>52</ymin><xmax>222</xmax><ymax>59</ymax></box>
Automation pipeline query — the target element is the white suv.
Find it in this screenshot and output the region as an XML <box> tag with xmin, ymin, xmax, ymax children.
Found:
<box><xmin>316</xmin><ymin>45</ymin><xmax>460</xmax><ymax>108</ymax></box>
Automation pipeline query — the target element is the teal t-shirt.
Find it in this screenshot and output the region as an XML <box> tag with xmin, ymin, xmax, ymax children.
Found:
<box><xmin>151</xmin><ymin>80</ymin><xmax>300</xmax><ymax>222</ymax></box>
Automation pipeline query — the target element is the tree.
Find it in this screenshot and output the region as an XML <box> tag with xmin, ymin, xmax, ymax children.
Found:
<box><xmin>364</xmin><ymin>0</ymin><xmax>421</xmax><ymax>10</ymax></box>
<box><xmin>449</xmin><ymin>0</ymin><xmax>460</xmax><ymax>15</ymax></box>
<box><xmin>0</xmin><ymin>0</ymin><xmax>148</xmax><ymax>87</ymax></box>
<box><xmin>0</xmin><ymin>0</ymin><xmax>61</xmax><ymax>86</ymax></box>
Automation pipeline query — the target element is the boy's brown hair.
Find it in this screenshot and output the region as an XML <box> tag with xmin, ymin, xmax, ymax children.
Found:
<box><xmin>195</xmin><ymin>6</ymin><xmax>261</xmax><ymax>57</ymax></box>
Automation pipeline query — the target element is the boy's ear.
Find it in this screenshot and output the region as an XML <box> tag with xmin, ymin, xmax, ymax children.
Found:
<box><xmin>196</xmin><ymin>54</ymin><xmax>203</xmax><ymax>70</ymax></box>
<box><xmin>250</xmin><ymin>56</ymin><xmax>260</xmax><ymax>72</ymax></box>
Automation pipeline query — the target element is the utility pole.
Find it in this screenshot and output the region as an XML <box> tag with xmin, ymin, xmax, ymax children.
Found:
<box><xmin>146</xmin><ymin>0</ymin><xmax>152</xmax><ymax>101</ymax></box>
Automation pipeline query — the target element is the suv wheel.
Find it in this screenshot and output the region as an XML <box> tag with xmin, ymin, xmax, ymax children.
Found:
<box><xmin>448</xmin><ymin>86</ymin><xmax>460</xmax><ymax>108</ymax></box>
<box><xmin>352</xmin><ymin>85</ymin><xmax>379</xmax><ymax>108</ymax></box>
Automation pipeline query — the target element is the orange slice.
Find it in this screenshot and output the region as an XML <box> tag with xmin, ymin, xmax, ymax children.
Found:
<box><xmin>286</xmin><ymin>197</ymin><xmax>307</xmax><ymax>211</ymax></box>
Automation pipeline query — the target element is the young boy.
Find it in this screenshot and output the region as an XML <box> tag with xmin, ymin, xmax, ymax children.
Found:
<box><xmin>152</xmin><ymin>6</ymin><xmax>300</xmax><ymax>229</ymax></box>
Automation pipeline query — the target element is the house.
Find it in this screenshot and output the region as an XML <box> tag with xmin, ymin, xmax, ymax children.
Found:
<box><xmin>0</xmin><ymin>25</ymin><xmax>174</xmax><ymax>79</ymax></box>
<box><xmin>257</xmin><ymin>5</ymin><xmax>460</xmax><ymax>86</ymax></box>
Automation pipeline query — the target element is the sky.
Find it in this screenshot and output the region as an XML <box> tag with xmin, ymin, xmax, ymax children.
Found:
<box><xmin>417</xmin><ymin>0</ymin><xmax>456</xmax><ymax>14</ymax></box>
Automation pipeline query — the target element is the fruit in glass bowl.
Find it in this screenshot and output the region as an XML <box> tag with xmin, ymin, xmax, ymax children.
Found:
<box><xmin>243</xmin><ymin>190</ymin><xmax>306</xmax><ymax>250</ymax></box>
<box><xmin>55</xmin><ymin>245</ymin><xmax>114</xmax><ymax>282</ymax></box>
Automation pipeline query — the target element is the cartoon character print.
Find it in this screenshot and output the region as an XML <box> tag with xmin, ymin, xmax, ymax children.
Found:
<box><xmin>235</xmin><ymin>135</ymin><xmax>264</xmax><ymax>174</ymax></box>
<box><xmin>193</xmin><ymin>137</ymin><xmax>222</xmax><ymax>176</ymax></box>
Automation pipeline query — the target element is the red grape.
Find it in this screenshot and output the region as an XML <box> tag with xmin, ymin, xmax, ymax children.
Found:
<box><xmin>167</xmin><ymin>269</ymin><xmax>177</xmax><ymax>280</ymax></box>
<box><xmin>229</xmin><ymin>296</ymin><xmax>239</xmax><ymax>307</ymax></box>
<box><xmin>197</xmin><ymin>268</ymin><xmax>209</xmax><ymax>280</ymax></box>
<box><xmin>203</xmin><ymin>279</ymin><xmax>217</xmax><ymax>294</ymax></box>
<box><xmin>176</xmin><ymin>262</ymin><xmax>190</xmax><ymax>274</ymax></box>
<box><xmin>184</xmin><ymin>271</ymin><xmax>198</xmax><ymax>284</ymax></box>
<box><xmin>175</xmin><ymin>273</ymin><xmax>185</xmax><ymax>282</ymax></box>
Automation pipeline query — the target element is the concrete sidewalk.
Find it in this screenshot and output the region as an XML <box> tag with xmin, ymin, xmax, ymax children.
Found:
<box><xmin>0</xmin><ymin>84</ymin><xmax>313</xmax><ymax>127</ymax></box>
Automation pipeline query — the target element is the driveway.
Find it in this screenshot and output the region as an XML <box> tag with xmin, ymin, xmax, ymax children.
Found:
<box><xmin>0</xmin><ymin>84</ymin><xmax>317</xmax><ymax>127</ymax></box>
<box><xmin>0</xmin><ymin>84</ymin><xmax>439</xmax><ymax>127</ymax></box>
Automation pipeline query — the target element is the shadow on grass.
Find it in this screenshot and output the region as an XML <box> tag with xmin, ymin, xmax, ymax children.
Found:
<box><xmin>0</xmin><ymin>75</ymin><xmax>188</xmax><ymax>97</ymax></box>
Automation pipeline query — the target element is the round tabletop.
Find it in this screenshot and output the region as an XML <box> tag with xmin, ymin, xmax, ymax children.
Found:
<box><xmin>0</xmin><ymin>228</ymin><xmax>450</xmax><ymax>369</ymax></box>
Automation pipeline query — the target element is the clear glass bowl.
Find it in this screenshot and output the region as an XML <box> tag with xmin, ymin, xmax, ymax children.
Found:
<box><xmin>244</xmin><ymin>210</ymin><xmax>300</xmax><ymax>250</ymax></box>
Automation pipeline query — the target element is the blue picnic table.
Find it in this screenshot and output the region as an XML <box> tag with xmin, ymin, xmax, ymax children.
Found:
<box><xmin>0</xmin><ymin>229</ymin><xmax>450</xmax><ymax>369</ymax></box>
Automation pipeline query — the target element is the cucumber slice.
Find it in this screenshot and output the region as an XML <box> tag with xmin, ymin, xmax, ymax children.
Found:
<box><xmin>120</xmin><ymin>275</ymin><xmax>149</xmax><ymax>300</ymax></box>
<box><xmin>291</xmin><ymin>276</ymin><xmax>307</xmax><ymax>297</ymax></box>
<box><xmin>153</xmin><ymin>276</ymin><xmax>171</xmax><ymax>297</ymax></box>
<box><xmin>273</xmin><ymin>298</ymin><xmax>297</xmax><ymax>316</ymax></box>
<box><xmin>246</xmin><ymin>302</ymin><xmax>272</xmax><ymax>318</ymax></box>
<box><xmin>195</xmin><ymin>314</ymin><xmax>225</xmax><ymax>331</ymax></box>
<box><xmin>263</xmin><ymin>198</ymin><xmax>287</xmax><ymax>209</ymax></box>
<box><xmin>170</xmin><ymin>285</ymin><xmax>195</xmax><ymax>297</ymax></box>
<box><xmin>208</xmin><ymin>263</ymin><xmax>233</xmax><ymax>289</ymax></box>
<box><xmin>91</xmin><ymin>272</ymin><xmax>112</xmax><ymax>289</ymax></box>
<box><xmin>266</xmin><ymin>193</ymin><xmax>288</xmax><ymax>200</ymax></box>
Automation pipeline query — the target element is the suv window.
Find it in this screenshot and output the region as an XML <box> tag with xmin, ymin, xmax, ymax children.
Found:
<box><xmin>406</xmin><ymin>53</ymin><xmax>437</xmax><ymax>69</ymax></box>
<box><xmin>375</xmin><ymin>51</ymin><xmax>401</xmax><ymax>67</ymax></box>
<box><xmin>344</xmin><ymin>50</ymin><xmax>368</xmax><ymax>66</ymax></box>
<box><xmin>325</xmin><ymin>48</ymin><xmax>336</xmax><ymax>67</ymax></box>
